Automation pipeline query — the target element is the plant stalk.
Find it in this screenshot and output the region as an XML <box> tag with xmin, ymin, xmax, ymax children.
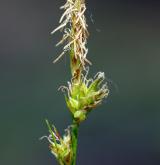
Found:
<box><xmin>71</xmin><ymin>121</ymin><xmax>79</xmax><ymax>165</ymax></box>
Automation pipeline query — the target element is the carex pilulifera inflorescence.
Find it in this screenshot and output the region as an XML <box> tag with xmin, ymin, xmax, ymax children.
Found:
<box><xmin>44</xmin><ymin>1</ymin><xmax>109</xmax><ymax>165</ymax></box>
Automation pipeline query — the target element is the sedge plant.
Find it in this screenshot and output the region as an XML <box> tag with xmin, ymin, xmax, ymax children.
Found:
<box><xmin>43</xmin><ymin>0</ymin><xmax>109</xmax><ymax>165</ymax></box>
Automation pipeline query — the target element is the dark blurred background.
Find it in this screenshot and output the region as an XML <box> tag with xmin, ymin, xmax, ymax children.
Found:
<box><xmin>0</xmin><ymin>0</ymin><xmax>160</xmax><ymax>164</ymax></box>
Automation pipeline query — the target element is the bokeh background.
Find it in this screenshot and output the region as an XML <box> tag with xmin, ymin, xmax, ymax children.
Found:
<box><xmin>0</xmin><ymin>0</ymin><xmax>160</xmax><ymax>164</ymax></box>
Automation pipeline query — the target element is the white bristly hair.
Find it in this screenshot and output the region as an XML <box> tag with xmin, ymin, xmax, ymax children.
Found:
<box><xmin>51</xmin><ymin>0</ymin><xmax>91</xmax><ymax>67</ymax></box>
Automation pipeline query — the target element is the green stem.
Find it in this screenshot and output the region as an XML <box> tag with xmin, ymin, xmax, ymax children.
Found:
<box><xmin>71</xmin><ymin>121</ymin><xmax>79</xmax><ymax>165</ymax></box>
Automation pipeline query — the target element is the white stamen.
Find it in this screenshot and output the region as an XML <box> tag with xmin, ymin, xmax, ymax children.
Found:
<box><xmin>53</xmin><ymin>52</ymin><xmax>65</xmax><ymax>63</ymax></box>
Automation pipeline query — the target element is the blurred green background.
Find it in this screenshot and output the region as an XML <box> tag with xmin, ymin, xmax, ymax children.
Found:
<box><xmin>0</xmin><ymin>0</ymin><xmax>160</xmax><ymax>164</ymax></box>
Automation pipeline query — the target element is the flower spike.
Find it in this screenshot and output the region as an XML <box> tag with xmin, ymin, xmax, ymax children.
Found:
<box><xmin>51</xmin><ymin>0</ymin><xmax>91</xmax><ymax>77</ymax></box>
<box><xmin>65</xmin><ymin>71</ymin><xmax>109</xmax><ymax>123</ymax></box>
<box><xmin>45</xmin><ymin>120</ymin><xmax>73</xmax><ymax>165</ymax></box>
